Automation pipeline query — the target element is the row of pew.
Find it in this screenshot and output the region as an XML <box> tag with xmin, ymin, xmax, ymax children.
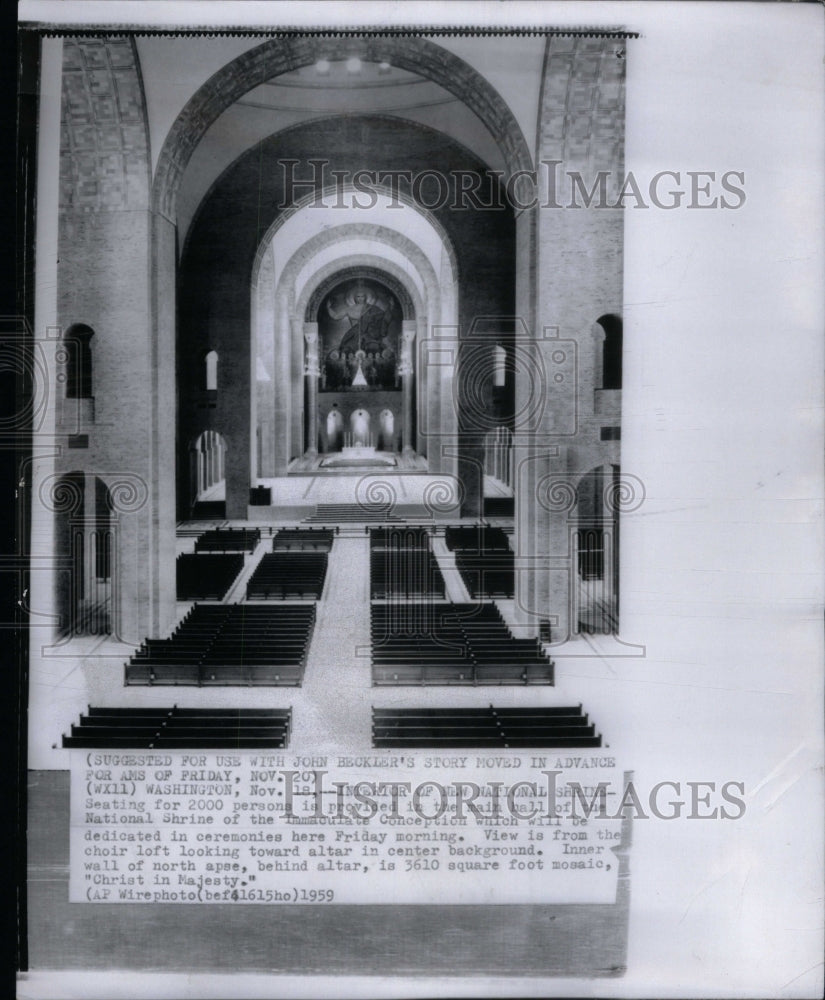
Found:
<box><xmin>273</xmin><ymin>528</ymin><xmax>335</xmax><ymax>552</ymax></box>
<box><xmin>445</xmin><ymin>526</ymin><xmax>515</xmax><ymax>599</ymax></box>
<box><xmin>195</xmin><ymin>528</ymin><xmax>261</xmax><ymax>553</ymax></box>
<box><xmin>61</xmin><ymin>705</ymin><xmax>602</xmax><ymax>750</ymax></box>
<box><xmin>453</xmin><ymin>551</ymin><xmax>515</xmax><ymax>599</ymax></box>
<box><xmin>176</xmin><ymin>553</ymin><xmax>244</xmax><ymax>600</ymax></box>
<box><xmin>483</xmin><ymin>496</ymin><xmax>515</xmax><ymax>518</ymax></box>
<box><xmin>372</xmin><ymin>705</ymin><xmax>601</xmax><ymax>748</ymax></box>
<box><xmin>370</xmin><ymin>527</ymin><xmax>445</xmax><ymax>599</ymax></box>
<box><xmin>63</xmin><ymin>706</ymin><xmax>292</xmax><ymax>749</ymax></box>
<box><xmin>444</xmin><ymin>526</ymin><xmax>511</xmax><ymax>554</ymax></box>
<box><xmin>177</xmin><ymin>529</ymin><xmax>335</xmax><ymax>602</ymax></box>
<box><xmin>246</xmin><ymin>552</ymin><xmax>328</xmax><ymax>600</ymax></box>
<box><xmin>125</xmin><ymin>603</ymin><xmax>316</xmax><ymax>686</ymax></box>
<box><xmin>370</xmin><ymin>527</ymin><xmax>431</xmax><ymax>549</ymax></box>
<box><xmin>371</xmin><ymin>602</ymin><xmax>553</xmax><ymax>685</ymax></box>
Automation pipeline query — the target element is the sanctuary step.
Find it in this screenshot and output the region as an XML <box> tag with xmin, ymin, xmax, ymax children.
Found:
<box><xmin>305</xmin><ymin>503</ymin><xmax>401</xmax><ymax>524</ymax></box>
<box><xmin>62</xmin><ymin>706</ymin><xmax>291</xmax><ymax>749</ymax></box>
<box><xmin>372</xmin><ymin>705</ymin><xmax>601</xmax><ymax>749</ymax></box>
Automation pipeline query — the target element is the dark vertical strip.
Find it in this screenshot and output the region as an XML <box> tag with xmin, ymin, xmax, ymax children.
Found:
<box><xmin>11</xmin><ymin>24</ymin><xmax>40</xmax><ymax>982</ymax></box>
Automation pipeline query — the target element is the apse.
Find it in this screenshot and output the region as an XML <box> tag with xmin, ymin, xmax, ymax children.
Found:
<box><xmin>313</xmin><ymin>275</ymin><xmax>403</xmax><ymax>456</ymax></box>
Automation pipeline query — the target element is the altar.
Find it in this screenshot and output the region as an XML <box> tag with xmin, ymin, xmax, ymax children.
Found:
<box><xmin>319</xmin><ymin>446</ymin><xmax>398</xmax><ymax>470</ymax></box>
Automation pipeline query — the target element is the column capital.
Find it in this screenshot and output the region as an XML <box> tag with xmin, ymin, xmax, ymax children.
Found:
<box><xmin>303</xmin><ymin>321</ymin><xmax>320</xmax><ymax>376</ymax></box>
<box><xmin>399</xmin><ymin>321</ymin><xmax>416</xmax><ymax>376</ymax></box>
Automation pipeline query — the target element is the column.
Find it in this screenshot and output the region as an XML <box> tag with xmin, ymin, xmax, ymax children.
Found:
<box><xmin>191</xmin><ymin>445</ymin><xmax>199</xmax><ymax>503</ymax></box>
<box><xmin>514</xmin><ymin>445</ymin><xmax>576</xmax><ymax>642</ymax></box>
<box><xmin>28</xmin><ymin>39</ymin><xmax>66</xmax><ymax>769</ymax></box>
<box><xmin>303</xmin><ymin>322</ymin><xmax>320</xmax><ymax>456</ymax></box>
<box><xmin>30</xmin><ymin>37</ymin><xmax>63</xmax><ymax>636</ymax></box>
<box><xmin>399</xmin><ymin>320</ymin><xmax>416</xmax><ymax>454</ymax></box>
<box><xmin>269</xmin><ymin>288</ymin><xmax>292</xmax><ymax>474</ymax></box>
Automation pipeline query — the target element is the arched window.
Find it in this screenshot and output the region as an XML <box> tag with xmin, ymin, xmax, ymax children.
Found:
<box><xmin>204</xmin><ymin>350</ymin><xmax>218</xmax><ymax>392</ymax></box>
<box><xmin>597</xmin><ymin>314</ymin><xmax>623</xmax><ymax>390</ymax></box>
<box><xmin>64</xmin><ymin>324</ymin><xmax>94</xmax><ymax>398</ymax></box>
<box><xmin>573</xmin><ymin>464</ymin><xmax>620</xmax><ymax>635</ymax></box>
<box><xmin>483</xmin><ymin>426</ymin><xmax>514</xmax><ymax>490</ymax></box>
<box><xmin>191</xmin><ymin>430</ymin><xmax>228</xmax><ymax>509</ymax></box>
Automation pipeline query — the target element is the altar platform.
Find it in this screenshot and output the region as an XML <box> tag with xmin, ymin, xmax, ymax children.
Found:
<box><xmin>244</xmin><ymin>470</ymin><xmax>512</xmax><ymax>522</ymax></box>
<box><xmin>288</xmin><ymin>447</ymin><xmax>427</xmax><ymax>475</ymax></box>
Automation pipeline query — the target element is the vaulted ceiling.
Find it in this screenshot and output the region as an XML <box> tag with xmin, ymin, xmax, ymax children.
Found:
<box><xmin>135</xmin><ymin>36</ymin><xmax>545</xmax><ymax>241</ymax></box>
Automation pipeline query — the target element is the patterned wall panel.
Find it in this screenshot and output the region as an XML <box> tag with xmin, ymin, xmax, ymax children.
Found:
<box><xmin>538</xmin><ymin>36</ymin><xmax>626</xmax><ymax>200</ymax></box>
<box><xmin>60</xmin><ymin>38</ymin><xmax>151</xmax><ymax>212</ymax></box>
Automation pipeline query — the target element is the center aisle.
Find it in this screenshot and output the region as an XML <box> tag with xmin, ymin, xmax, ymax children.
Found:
<box><xmin>429</xmin><ymin>536</ymin><xmax>472</xmax><ymax>603</ymax></box>
<box><xmin>289</xmin><ymin>535</ymin><xmax>373</xmax><ymax>751</ymax></box>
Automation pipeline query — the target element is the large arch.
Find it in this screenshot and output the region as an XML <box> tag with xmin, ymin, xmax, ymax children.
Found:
<box><xmin>306</xmin><ymin>266</ymin><xmax>416</xmax><ymax>324</ymax></box>
<box><xmin>271</xmin><ymin>201</ymin><xmax>456</xmax><ymax>455</ymax></box>
<box><xmin>175</xmin><ymin>114</ymin><xmax>511</xmax><ymax>516</ymax></box>
<box><xmin>253</xmin><ymin>234</ymin><xmax>439</xmax><ymax>479</ymax></box>
<box><xmin>249</xmin><ymin>177</ymin><xmax>461</xmax><ymax>298</ymax></box>
<box><xmin>152</xmin><ymin>35</ymin><xmax>533</xmax><ymax>221</ymax></box>
<box><xmin>270</xmin><ymin>196</ymin><xmax>463</xmax><ymax>480</ymax></box>
<box><xmin>252</xmin><ymin>200</ymin><xmax>456</xmax><ymax>475</ymax></box>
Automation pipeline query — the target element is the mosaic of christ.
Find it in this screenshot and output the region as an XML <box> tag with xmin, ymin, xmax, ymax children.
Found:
<box><xmin>319</xmin><ymin>279</ymin><xmax>401</xmax><ymax>391</ymax></box>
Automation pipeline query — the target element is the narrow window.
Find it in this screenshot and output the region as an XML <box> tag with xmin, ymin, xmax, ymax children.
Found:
<box><xmin>205</xmin><ymin>350</ymin><xmax>218</xmax><ymax>392</ymax></box>
<box><xmin>598</xmin><ymin>314</ymin><xmax>622</xmax><ymax>390</ymax></box>
<box><xmin>65</xmin><ymin>324</ymin><xmax>94</xmax><ymax>398</ymax></box>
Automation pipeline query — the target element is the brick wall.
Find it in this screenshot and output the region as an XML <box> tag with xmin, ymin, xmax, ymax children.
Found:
<box><xmin>515</xmin><ymin>35</ymin><xmax>627</xmax><ymax>638</ymax></box>
<box><xmin>54</xmin><ymin>38</ymin><xmax>175</xmax><ymax>642</ymax></box>
<box><xmin>59</xmin><ymin>38</ymin><xmax>150</xmax><ymax>212</ymax></box>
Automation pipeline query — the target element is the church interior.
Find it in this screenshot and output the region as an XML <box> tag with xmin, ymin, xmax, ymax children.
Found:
<box><xmin>28</xmin><ymin>30</ymin><xmax>628</xmax><ymax>764</ymax></box>
<box><xmin>15</xmin><ymin>24</ymin><xmax>640</xmax><ymax>977</ymax></box>
<box><xmin>17</xmin><ymin>11</ymin><xmax>823</xmax><ymax>992</ymax></box>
